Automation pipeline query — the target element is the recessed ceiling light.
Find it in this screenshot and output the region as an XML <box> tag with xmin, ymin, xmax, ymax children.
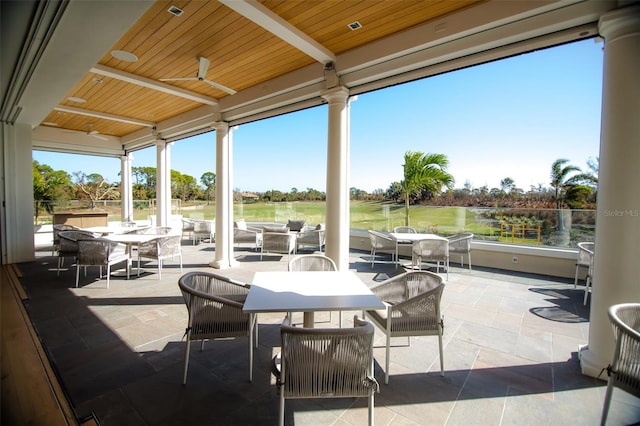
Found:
<box><xmin>42</xmin><ymin>122</ymin><xmax>58</xmax><ymax>126</ymax></box>
<box><xmin>167</xmin><ymin>5</ymin><xmax>183</xmax><ymax>16</ymax></box>
<box><xmin>67</xmin><ymin>96</ymin><xmax>86</xmax><ymax>103</ymax></box>
<box><xmin>348</xmin><ymin>21</ymin><xmax>362</xmax><ymax>31</ymax></box>
<box><xmin>111</xmin><ymin>50</ymin><xmax>138</xmax><ymax>62</ymax></box>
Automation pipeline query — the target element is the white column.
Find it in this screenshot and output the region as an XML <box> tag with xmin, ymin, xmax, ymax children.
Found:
<box><xmin>211</xmin><ymin>122</ymin><xmax>238</xmax><ymax>269</ymax></box>
<box><xmin>321</xmin><ymin>87</ymin><xmax>350</xmax><ymax>271</ymax></box>
<box><xmin>580</xmin><ymin>4</ymin><xmax>640</xmax><ymax>378</ymax></box>
<box><xmin>0</xmin><ymin>122</ymin><xmax>34</xmax><ymax>263</ymax></box>
<box><xmin>165</xmin><ymin>142</ymin><xmax>172</xmax><ymax>221</ymax></box>
<box><xmin>120</xmin><ymin>153</ymin><xmax>133</xmax><ymax>223</ymax></box>
<box><xmin>155</xmin><ymin>139</ymin><xmax>169</xmax><ymax>227</ymax></box>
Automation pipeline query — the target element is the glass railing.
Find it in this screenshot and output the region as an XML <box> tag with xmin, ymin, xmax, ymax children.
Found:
<box><xmin>35</xmin><ymin>200</ymin><xmax>596</xmax><ymax>248</ymax></box>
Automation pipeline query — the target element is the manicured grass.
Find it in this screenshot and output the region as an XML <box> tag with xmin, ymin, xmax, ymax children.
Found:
<box><xmin>179</xmin><ymin>201</ymin><xmax>496</xmax><ymax>237</ymax></box>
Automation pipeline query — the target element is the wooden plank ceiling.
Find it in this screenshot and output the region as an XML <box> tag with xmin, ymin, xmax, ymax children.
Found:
<box><xmin>40</xmin><ymin>0</ymin><xmax>481</xmax><ymax>139</ymax></box>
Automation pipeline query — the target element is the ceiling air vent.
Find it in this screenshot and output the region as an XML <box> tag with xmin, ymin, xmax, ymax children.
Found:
<box><xmin>348</xmin><ymin>21</ymin><xmax>362</xmax><ymax>31</ymax></box>
<box><xmin>167</xmin><ymin>5</ymin><xmax>184</xmax><ymax>16</ymax></box>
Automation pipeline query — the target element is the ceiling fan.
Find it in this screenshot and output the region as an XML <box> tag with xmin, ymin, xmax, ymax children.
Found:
<box><xmin>160</xmin><ymin>56</ymin><xmax>237</xmax><ymax>95</ymax></box>
<box><xmin>64</xmin><ymin>123</ymin><xmax>108</xmax><ymax>140</ymax></box>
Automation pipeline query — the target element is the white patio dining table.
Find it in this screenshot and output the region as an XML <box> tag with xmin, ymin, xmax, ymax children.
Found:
<box><xmin>244</xmin><ymin>271</ymin><xmax>385</xmax><ymax>328</ymax></box>
<box><xmin>104</xmin><ymin>233</ymin><xmax>167</xmax><ymax>276</ymax></box>
<box><xmin>389</xmin><ymin>232</ymin><xmax>448</xmax><ymax>267</ymax></box>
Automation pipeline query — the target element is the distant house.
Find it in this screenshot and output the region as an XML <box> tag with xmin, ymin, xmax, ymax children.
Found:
<box><xmin>241</xmin><ymin>192</ymin><xmax>259</xmax><ymax>201</ymax></box>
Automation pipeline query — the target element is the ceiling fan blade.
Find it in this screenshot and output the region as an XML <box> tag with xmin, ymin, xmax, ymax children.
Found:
<box><xmin>159</xmin><ymin>77</ymin><xmax>198</xmax><ymax>82</ymax></box>
<box><xmin>197</xmin><ymin>56</ymin><xmax>210</xmax><ymax>80</ymax></box>
<box><xmin>204</xmin><ymin>79</ymin><xmax>237</xmax><ymax>95</ymax></box>
<box><xmin>91</xmin><ymin>134</ymin><xmax>109</xmax><ymax>141</ymax></box>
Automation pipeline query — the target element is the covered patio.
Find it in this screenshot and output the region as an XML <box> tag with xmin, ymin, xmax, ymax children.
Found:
<box><xmin>5</xmin><ymin>238</ymin><xmax>639</xmax><ymax>425</ymax></box>
<box><xmin>2</xmin><ymin>1</ymin><xmax>640</xmax><ymax>422</ymax></box>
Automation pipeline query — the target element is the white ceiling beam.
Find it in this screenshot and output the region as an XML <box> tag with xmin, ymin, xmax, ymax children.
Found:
<box><xmin>53</xmin><ymin>105</ymin><xmax>155</xmax><ymax>127</ymax></box>
<box><xmin>91</xmin><ymin>64</ymin><xmax>219</xmax><ymax>106</ymax></box>
<box><xmin>219</xmin><ymin>0</ymin><xmax>335</xmax><ymax>64</ymax></box>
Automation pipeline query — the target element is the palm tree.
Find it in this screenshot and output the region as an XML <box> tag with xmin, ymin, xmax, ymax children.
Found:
<box><xmin>550</xmin><ymin>158</ymin><xmax>588</xmax><ymax>209</ymax></box>
<box><xmin>401</xmin><ymin>151</ymin><xmax>454</xmax><ymax>226</ymax></box>
<box><xmin>550</xmin><ymin>158</ymin><xmax>595</xmax><ymax>233</ymax></box>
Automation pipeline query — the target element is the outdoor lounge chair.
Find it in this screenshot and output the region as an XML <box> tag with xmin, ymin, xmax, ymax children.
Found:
<box><xmin>364</xmin><ymin>270</ymin><xmax>445</xmax><ymax>384</ymax></box>
<box><xmin>181</xmin><ymin>218</ymin><xmax>195</xmax><ymax>241</ymax></box>
<box><xmin>368</xmin><ymin>230</ymin><xmax>396</xmax><ymax>267</ymax></box>
<box><xmin>234</xmin><ymin>219</ymin><xmax>262</xmax><ymax>250</ymax></box>
<box><xmin>192</xmin><ymin>219</ymin><xmax>214</xmax><ymax>244</ymax></box>
<box><xmin>274</xmin><ymin>315</ymin><xmax>379</xmax><ymax>426</ymax></box>
<box><xmin>294</xmin><ymin>223</ymin><xmax>325</xmax><ymax>253</ymax></box>
<box><xmin>178</xmin><ymin>271</ymin><xmax>257</xmax><ymax>384</ymax></box>
<box><xmin>261</xmin><ymin>227</ymin><xmax>295</xmax><ymax>261</ymax></box>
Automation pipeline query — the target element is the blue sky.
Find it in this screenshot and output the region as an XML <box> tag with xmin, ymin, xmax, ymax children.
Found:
<box><xmin>34</xmin><ymin>38</ymin><xmax>603</xmax><ymax>193</ymax></box>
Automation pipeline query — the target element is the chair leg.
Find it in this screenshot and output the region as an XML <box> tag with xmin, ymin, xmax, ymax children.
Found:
<box><xmin>574</xmin><ymin>264</ymin><xmax>580</xmax><ymax>288</ymax></box>
<box><xmin>583</xmin><ymin>275</ymin><xmax>592</xmax><ymax>305</ymax></box>
<box><xmin>279</xmin><ymin>391</ymin><xmax>285</xmax><ymax>426</ymax></box>
<box><xmin>468</xmin><ymin>253</ymin><xmax>472</xmax><ymax>271</ymax></box>
<box><xmin>75</xmin><ymin>265</ymin><xmax>80</xmax><ymax>287</ymax></box>
<box><xmin>385</xmin><ymin>333</ymin><xmax>391</xmax><ymax>384</ymax></box>
<box><xmin>183</xmin><ymin>338</ymin><xmax>191</xmax><ymax>385</ymax></box>
<box><xmin>249</xmin><ymin>313</ymin><xmax>254</xmax><ymax>382</ymax></box>
<box><xmin>368</xmin><ymin>390</ymin><xmax>374</xmax><ymax>426</ymax></box>
<box><xmin>600</xmin><ymin>379</ymin><xmax>614</xmax><ymax>426</ymax></box>
<box><xmin>106</xmin><ymin>265</ymin><xmax>110</xmax><ymax>288</ymax></box>
<box><xmin>438</xmin><ymin>329</ymin><xmax>445</xmax><ymax>376</ymax></box>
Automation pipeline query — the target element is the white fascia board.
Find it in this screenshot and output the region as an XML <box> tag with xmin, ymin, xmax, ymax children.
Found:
<box><xmin>340</xmin><ymin>1</ymin><xmax>610</xmax><ymax>89</ymax></box>
<box><xmin>337</xmin><ymin>0</ymin><xmax>597</xmax><ymax>76</ymax></box>
<box><xmin>221</xmin><ymin>81</ymin><xmax>326</xmax><ymax>123</ymax></box>
<box><xmin>218</xmin><ymin>62</ymin><xmax>323</xmax><ymax>112</ymax></box>
<box><xmin>32</xmin><ymin>126</ymin><xmax>124</xmax><ymax>157</ymax></box>
<box><xmin>91</xmin><ymin>64</ymin><xmax>219</xmax><ymax>106</ymax></box>
<box><xmin>219</xmin><ymin>0</ymin><xmax>335</xmax><ymax>64</ymax></box>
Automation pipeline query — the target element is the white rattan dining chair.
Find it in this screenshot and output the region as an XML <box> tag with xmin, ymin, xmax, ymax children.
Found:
<box><xmin>274</xmin><ymin>315</ymin><xmax>379</xmax><ymax>426</ymax></box>
<box><xmin>368</xmin><ymin>230</ymin><xmax>396</xmax><ymax>267</ymax></box>
<box><xmin>601</xmin><ymin>303</ymin><xmax>640</xmax><ymax>425</ymax></box>
<box><xmin>52</xmin><ymin>224</ymin><xmax>78</xmax><ymax>256</ymax></box>
<box><xmin>393</xmin><ymin>226</ymin><xmax>417</xmax><ymax>233</ymax></box>
<box><xmin>75</xmin><ymin>237</ymin><xmax>130</xmax><ymax>288</ymax></box>
<box><xmin>178</xmin><ymin>271</ymin><xmax>257</xmax><ymax>384</ymax></box>
<box><xmin>137</xmin><ymin>234</ymin><xmax>183</xmax><ymax>279</ymax></box>
<box><xmin>288</xmin><ymin>254</ymin><xmax>339</xmax><ymax>325</ymax></box>
<box><xmin>364</xmin><ymin>270</ymin><xmax>445</xmax><ymax>384</ymax></box>
<box><xmin>412</xmin><ymin>239</ymin><xmax>450</xmax><ymax>280</ymax></box>
<box><xmin>574</xmin><ymin>242</ymin><xmax>595</xmax><ymax>305</ymax></box>
<box><xmin>56</xmin><ymin>230</ymin><xmax>97</xmax><ymax>276</ymax></box>
<box><xmin>447</xmin><ymin>232</ymin><xmax>473</xmax><ymax>271</ymax></box>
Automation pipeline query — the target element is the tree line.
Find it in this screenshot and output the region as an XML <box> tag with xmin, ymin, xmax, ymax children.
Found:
<box><xmin>33</xmin><ymin>152</ymin><xmax>597</xmax><ymax>219</ymax></box>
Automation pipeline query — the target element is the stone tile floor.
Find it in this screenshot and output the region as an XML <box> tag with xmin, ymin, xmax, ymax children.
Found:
<box><xmin>17</xmin><ymin>239</ymin><xmax>640</xmax><ymax>425</ymax></box>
